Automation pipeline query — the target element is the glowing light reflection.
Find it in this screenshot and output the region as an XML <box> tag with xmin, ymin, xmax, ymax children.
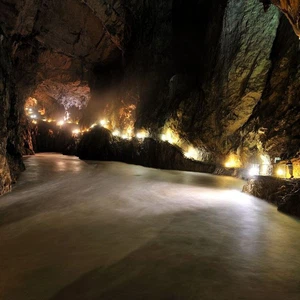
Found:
<box><xmin>184</xmin><ymin>146</ymin><xmax>199</xmax><ymax>160</ymax></box>
<box><xmin>136</xmin><ymin>130</ymin><xmax>149</xmax><ymax>139</ymax></box>
<box><xmin>224</xmin><ymin>154</ymin><xmax>242</xmax><ymax>168</ymax></box>
<box><xmin>57</xmin><ymin>120</ymin><xmax>65</xmax><ymax>126</ymax></box>
<box><xmin>160</xmin><ymin>128</ymin><xmax>177</xmax><ymax>144</ymax></box>
<box><xmin>72</xmin><ymin>129</ymin><xmax>80</xmax><ymax>135</ymax></box>
<box><xmin>112</xmin><ymin>130</ymin><xmax>120</xmax><ymax>137</ymax></box>
<box><xmin>277</xmin><ymin>168</ymin><xmax>284</xmax><ymax>176</ymax></box>
<box><xmin>249</xmin><ymin>165</ymin><xmax>259</xmax><ymax>177</ymax></box>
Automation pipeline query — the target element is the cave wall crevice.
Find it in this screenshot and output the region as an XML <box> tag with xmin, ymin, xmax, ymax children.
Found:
<box><xmin>238</xmin><ymin>14</ymin><xmax>300</xmax><ymax>162</ymax></box>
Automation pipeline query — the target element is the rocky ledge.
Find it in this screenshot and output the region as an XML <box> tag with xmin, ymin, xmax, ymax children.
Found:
<box><xmin>243</xmin><ymin>176</ymin><xmax>300</xmax><ymax>218</ymax></box>
<box><xmin>57</xmin><ymin>126</ymin><xmax>243</xmax><ymax>176</ymax></box>
<box><xmin>75</xmin><ymin>127</ymin><xmax>217</xmax><ymax>173</ymax></box>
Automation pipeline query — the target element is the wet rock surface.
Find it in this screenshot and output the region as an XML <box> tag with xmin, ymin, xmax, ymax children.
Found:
<box><xmin>77</xmin><ymin>127</ymin><xmax>216</xmax><ymax>174</ymax></box>
<box><xmin>243</xmin><ymin>176</ymin><xmax>300</xmax><ymax>217</ymax></box>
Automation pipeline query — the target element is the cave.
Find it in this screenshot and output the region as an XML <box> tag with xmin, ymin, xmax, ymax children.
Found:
<box><xmin>1</xmin><ymin>1</ymin><xmax>300</xmax><ymax>299</ymax></box>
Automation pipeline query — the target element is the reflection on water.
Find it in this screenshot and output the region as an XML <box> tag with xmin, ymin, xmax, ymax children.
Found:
<box><xmin>1</xmin><ymin>154</ymin><xmax>300</xmax><ymax>300</ymax></box>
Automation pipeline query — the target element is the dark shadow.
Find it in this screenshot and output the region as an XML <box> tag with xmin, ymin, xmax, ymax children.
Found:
<box><xmin>49</xmin><ymin>209</ymin><xmax>300</xmax><ymax>300</ymax></box>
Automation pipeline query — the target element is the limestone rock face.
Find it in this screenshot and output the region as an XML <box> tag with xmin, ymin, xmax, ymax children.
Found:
<box><xmin>77</xmin><ymin>127</ymin><xmax>216</xmax><ymax>174</ymax></box>
<box><xmin>270</xmin><ymin>0</ymin><xmax>300</xmax><ymax>37</ymax></box>
<box><xmin>192</xmin><ymin>0</ymin><xmax>280</xmax><ymax>158</ymax></box>
<box><xmin>0</xmin><ymin>34</ymin><xmax>25</xmax><ymax>194</ymax></box>
<box><xmin>238</xmin><ymin>16</ymin><xmax>300</xmax><ymax>162</ymax></box>
<box><xmin>243</xmin><ymin>176</ymin><xmax>300</xmax><ymax>218</ymax></box>
<box><xmin>109</xmin><ymin>0</ymin><xmax>285</xmax><ymax>164</ymax></box>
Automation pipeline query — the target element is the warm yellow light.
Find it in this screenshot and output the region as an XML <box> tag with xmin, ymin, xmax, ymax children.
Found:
<box><xmin>184</xmin><ymin>146</ymin><xmax>198</xmax><ymax>160</ymax></box>
<box><xmin>277</xmin><ymin>169</ymin><xmax>284</xmax><ymax>176</ymax></box>
<box><xmin>38</xmin><ymin>108</ymin><xmax>45</xmax><ymax>116</ymax></box>
<box><xmin>225</xmin><ymin>161</ymin><xmax>237</xmax><ymax>168</ymax></box>
<box><xmin>121</xmin><ymin>133</ymin><xmax>132</xmax><ymax>140</ymax></box>
<box><xmin>57</xmin><ymin>120</ymin><xmax>64</xmax><ymax>126</ymax></box>
<box><xmin>30</xmin><ymin>114</ymin><xmax>37</xmax><ymax>119</ymax></box>
<box><xmin>160</xmin><ymin>129</ymin><xmax>176</xmax><ymax>144</ymax></box>
<box><xmin>99</xmin><ymin>119</ymin><xmax>110</xmax><ymax>129</ymax></box>
<box><xmin>120</xmin><ymin>126</ymin><xmax>134</xmax><ymax>140</ymax></box>
<box><xmin>224</xmin><ymin>154</ymin><xmax>242</xmax><ymax>168</ymax></box>
<box><xmin>112</xmin><ymin>130</ymin><xmax>120</xmax><ymax>137</ymax></box>
<box><xmin>249</xmin><ymin>166</ymin><xmax>259</xmax><ymax>176</ymax></box>
<box><xmin>100</xmin><ymin>119</ymin><xmax>107</xmax><ymax>126</ymax></box>
<box><xmin>72</xmin><ymin>129</ymin><xmax>80</xmax><ymax>135</ymax></box>
<box><xmin>261</xmin><ymin>164</ymin><xmax>269</xmax><ymax>176</ymax></box>
<box><xmin>90</xmin><ymin>123</ymin><xmax>97</xmax><ymax>129</ymax></box>
<box><xmin>260</xmin><ymin>154</ymin><xmax>271</xmax><ymax>175</ymax></box>
<box><xmin>136</xmin><ymin>130</ymin><xmax>149</xmax><ymax>139</ymax></box>
<box><xmin>260</xmin><ymin>154</ymin><xmax>270</xmax><ymax>165</ymax></box>
<box><xmin>32</xmin><ymin>120</ymin><xmax>37</xmax><ymax>124</ymax></box>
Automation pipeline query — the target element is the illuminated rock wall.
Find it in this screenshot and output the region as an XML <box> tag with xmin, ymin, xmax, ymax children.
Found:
<box><xmin>271</xmin><ymin>0</ymin><xmax>300</xmax><ymax>37</ymax></box>
<box><xmin>107</xmin><ymin>0</ymin><xmax>284</xmax><ymax>165</ymax></box>
<box><xmin>243</xmin><ymin>176</ymin><xmax>300</xmax><ymax>218</ymax></box>
<box><xmin>238</xmin><ymin>15</ymin><xmax>300</xmax><ymax>163</ymax></box>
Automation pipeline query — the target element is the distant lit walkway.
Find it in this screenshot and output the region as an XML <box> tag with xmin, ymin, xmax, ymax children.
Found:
<box><xmin>1</xmin><ymin>154</ymin><xmax>300</xmax><ymax>300</ymax></box>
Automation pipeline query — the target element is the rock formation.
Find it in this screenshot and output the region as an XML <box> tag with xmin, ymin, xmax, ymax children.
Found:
<box><xmin>243</xmin><ymin>176</ymin><xmax>300</xmax><ymax>218</ymax></box>
<box><xmin>265</xmin><ymin>0</ymin><xmax>300</xmax><ymax>37</ymax></box>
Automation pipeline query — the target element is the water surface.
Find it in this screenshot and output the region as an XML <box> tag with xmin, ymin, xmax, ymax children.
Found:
<box><xmin>0</xmin><ymin>154</ymin><xmax>299</xmax><ymax>300</ymax></box>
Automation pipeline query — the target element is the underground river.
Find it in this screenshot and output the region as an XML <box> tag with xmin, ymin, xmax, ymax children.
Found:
<box><xmin>1</xmin><ymin>154</ymin><xmax>300</xmax><ymax>300</ymax></box>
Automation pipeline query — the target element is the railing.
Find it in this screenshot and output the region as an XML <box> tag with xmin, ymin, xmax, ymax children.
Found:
<box><xmin>274</xmin><ymin>163</ymin><xmax>300</xmax><ymax>179</ymax></box>
<box><xmin>248</xmin><ymin>163</ymin><xmax>300</xmax><ymax>178</ymax></box>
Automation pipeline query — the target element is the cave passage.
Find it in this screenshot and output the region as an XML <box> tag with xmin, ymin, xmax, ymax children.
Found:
<box><xmin>1</xmin><ymin>154</ymin><xmax>300</xmax><ymax>300</ymax></box>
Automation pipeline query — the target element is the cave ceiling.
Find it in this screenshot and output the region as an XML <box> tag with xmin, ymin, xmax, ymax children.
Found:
<box><xmin>1</xmin><ymin>0</ymin><xmax>299</xmax><ymax>119</ymax></box>
<box><xmin>0</xmin><ymin>0</ymin><xmax>125</xmax><ymax>120</ymax></box>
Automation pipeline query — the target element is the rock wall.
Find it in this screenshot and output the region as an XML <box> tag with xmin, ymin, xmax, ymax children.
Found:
<box><xmin>76</xmin><ymin>126</ymin><xmax>217</xmax><ymax>174</ymax></box>
<box><xmin>160</xmin><ymin>0</ymin><xmax>280</xmax><ymax>163</ymax></box>
<box><xmin>269</xmin><ymin>0</ymin><xmax>300</xmax><ymax>37</ymax></box>
<box><xmin>243</xmin><ymin>176</ymin><xmax>300</xmax><ymax>218</ymax></box>
<box><xmin>238</xmin><ymin>15</ymin><xmax>300</xmax><ymax>163</ymax></box>
<box><xmin>0</xmin><ymin>33</ymin><xmax>25</xmax><ymax>195</ymax></box>
<box><xmin>0</xmin><ymin>0</ymin><xmax>125</xmax><ymax>196</ymax></box>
